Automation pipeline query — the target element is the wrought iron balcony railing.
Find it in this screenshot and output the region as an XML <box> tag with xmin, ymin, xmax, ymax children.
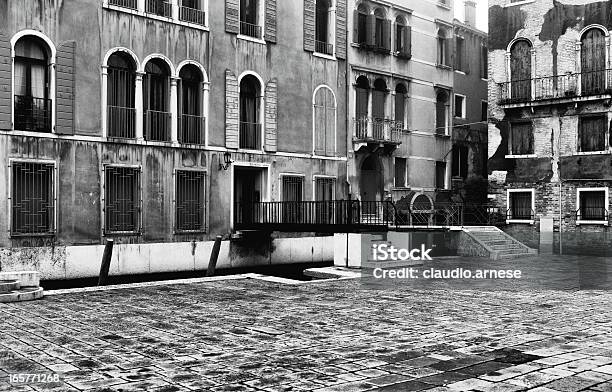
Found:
<box><xmin>506</xmin><ymin>208</ymin><xmax>535</xmax><ymax>221</ymax></box>
<box><xmin>145</xmin><ymin>109</ymin><xmax>171</xmax><ymax>141</ymax></box>
<box><xmin>14</xmin><ymin>95</ymin><xmax>51</xmax><ymax>132</ymax></box>
<box><xmin>107</xmin><ymin>105</ymin><xmax>136</xmax><ymax>138</ymax></box>
<box><xmin>240</xmin><ymin>21</ymin><xmax>263</xmax><ymax>39</ymax></box>
<box><xmin>498</xmin><ymin>69</ymin><xmax>612</xmax><ymax>104</ymax></box>
<box><xmin>179</xmin><ymin>5</ymin><xmax>206</xmax><ymax>25</ymax></box>
<box><xmin>576</xmin><ymin>207</ymin><xmax>609</xmax><ymax>222</ymax></box>
<box><xmin>179</xmin><ymin>114</ymin><xmax>205</xmax><ymax>144</ymax></box>
<box><xmin>353</xmin><ymin>117</ymin><xmax>402</xmax><ymax>144</ymax></box>
<box><xmin>145</xmin><ymin>0</ymin><xmax>172</xmax><ymax>17</ymax></box>
<box><xmin>239</xmin><ymin>122</ymin><xmax>262</xmax><ymax>150</ymax></box>
<box><xmin>315</xmin><ymin>41</ymin><xmax>334</xmax><ymax>56</ymax></box>
<box><xmin>109</xmin><ymin>0</ymin><xmax>138</xmax><ymax>9</ymax></box>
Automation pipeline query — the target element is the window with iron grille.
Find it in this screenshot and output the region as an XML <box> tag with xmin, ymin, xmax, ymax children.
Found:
<box><xmin>105</xmin><ymin>167</ymin><xmax>140</xmax><ymax>234</ymax></box>
<box><xmin>176</xmin><ymin>170</ymin><xmax>206</xmax><ymax>232</ymax></box>
<box><xmin>315</xmin><ymin>177</ymin><xmax>335</xmax><ymax>224</ymax></box>
<box><xmin>579</xmin><ymin>115</ymin><xmax>608</xmax><ymax>152</ymax></box>
<box><xmin>282</xmin><ymin>176</ymin><xmax>304</xmax><ymax>223</ymax></box>
<box><xmin>11</xmin><ymin>162</ymin><xmax>55</xmax><ymax>235</ymax></box>
<box><xmin>509</xmin><ymin>121</ymin><xmax>534</xmax><ymax>155</ymax></box>
<box><xmin>578</xmin><ymin>190</ymin><xmax>606</xmax><ymax>221</ymax></box>
<box><xmin>509</xmin><ymin>191</ymin><xmax>533</xmax><ymax>220</ymax></box>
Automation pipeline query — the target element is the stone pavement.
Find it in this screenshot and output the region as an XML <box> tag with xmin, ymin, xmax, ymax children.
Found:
<box><xmin>1</xmin><ymin>257</ymin><xmax>612</xmax><ymax>392</ymax></box>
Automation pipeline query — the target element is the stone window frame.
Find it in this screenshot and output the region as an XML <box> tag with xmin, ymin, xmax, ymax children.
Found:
<box><xmin>505</xmin><ymin>37</ymin><xmax>536</xmax><ymax>100</ymax></box>
<box><xmin>454</xmin><ymin>93</ymin><xmax>466</xmax><ymax>119</ymax></box>
<box><xmin>313</xmin><ymin>0</ymin><xmax>338</xmax><ymax>59</ymax></box>
<box><xmin>506</xmin><ymin>188</ymin><xmax>535</xmax><ymax>225</ymax></box>
<box><xmin>101</xmin><ymin>164</ymin><xmax>143</xmax><ymax>236</ymax></box>
<box><xmin>576</xmin><ymin>187</ymin><xmax>609</xmax><ymax>226</ymax></box>
<box><xmin>575</xmin><ymin>112</ymin><xmax>611</xmax><ymax>156</ymax></box>
<box><xmin>575</xmin><ymin>25</ymin><xmax>610</xmax><ymax>78</ymax></box>
<box><xmin>173</xmin><ymin>168</ymin><xmax>208</xmax><ymax>234</ymax></box>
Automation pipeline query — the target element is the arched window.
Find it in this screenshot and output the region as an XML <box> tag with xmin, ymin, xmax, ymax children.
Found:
<box><xmin>581</xmin><ymin>28</ymin><xmax>606</xmax><ymax>94</ymax></box>
<box><xmin>178</xmin><ymin>64</ymin><xmax>204</xmax><ymax>144</ymax></box>
<box><xmin>313</xmin><ymin>86</ymin><xmax>336</xmax><ymax>156</ymax></box>
<box><xmin>239</xmin><ymin>75</ymin><xmax>262</xmax><ymax>150</ymax></box>
<box><xmin>510</xmin><ymin>39</ymin><xmax>532</xmax><ymax>100</ymax></box>
<box><xmin>107</xmin><ymin>52</ymin><xmax>136</xmax><ymax>138</ymax></box>
<box><xmin>240</xmin><ymin>0</ymin><xmax>261</xmax><ymax>38</ymax></box>
<box><xmin>13</xmin><ymin>36</ymin><xmax>52</xmax><ymax>132</ymax></box>
<box><xmin>395</xmin><ymin>83</ymin><xmax>407</xmax><ymax>129</ymax></box>
<box><xmin>374</xmin><ymin>8</ymin><xmax>387</xmax><ymax>50</ymax></box>
<box><xmin>372</xmin><ymin>79</ymin><xmax>387</xmax><ymax>138</ymax></box>
<box><xmin>355</xmin><ymin>76</ymin><xmax>369</xmax><ymax>138</ymax></box>
<box><xmin>355</xmin><ymin>4</ymin><xmax>368</xmax><ymax>45</ymax></box>
<box><xmin>437</xmin><ymin>28</ymin><xmax>450</xmax><ymax>66</ymax></box>
<box><xmin>315</xmin><ymin>0</ymin><xmax>333</xmax><ymax>55</ymax></box>
<box><xmin>435</xmin><ymin>90</ymin><xmax>449</xmax><ymax>135</ymax></box>
<box><xmin>395</xmin><ymin>16</ymin><xmax>411</xmax><ymax>57</ymax></box>
<box><xmin>143</xmin><ymin>58</ymin><xmax>171</xmax><ymax>141</ymax></box>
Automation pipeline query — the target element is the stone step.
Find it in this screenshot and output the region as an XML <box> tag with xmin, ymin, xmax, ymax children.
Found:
<box><xmin>0</xmin><ymin>271</ymin><xmax>40</xmax><ymax>288</ymax></box>
<box><xmin>489</xmin><ymin>244</ymin><xmax>527</xmax><ymax>250</ymax></box>
<box><xmin>0</xmin><ymin>280</ymin><xmax>20</xmax><ymax>293</ymax></box>
<box><xmin>498</xmin><ymin>249</ymin><xmax>531</xmax><ymax>256</ymax></box>
<box><xmin>0</xmin><ymin>287</ymin><xmax>44</xmax><ymax>303</ymax></box>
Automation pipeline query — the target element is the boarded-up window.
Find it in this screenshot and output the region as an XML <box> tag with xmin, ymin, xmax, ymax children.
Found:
<box><xmin>509</xmin><ymin>191</ymin><xmax>532</xmax><ymax>220</ymax></box>
<box><xmin>579</xmin><ymin>115</ymin><xmax>607</xmax><ymax>152</ymax></box>
<box><xmin>510</xmin><ymin>40</ymin><xmax>532</xmax><ymax>100</ymax></box>
<box><xmin>394</xmin><ymin>157</ymin><xmax>406</xmax><ymax>187</ymax></box>
<box><xmin>176</xmin><ymin>170</ymin><xmax>206</xmax><ymax>232</ymax></box>
<box><xmin>314</xmin><ymin>86</ymin><xmax>336</xmax><ymax>156</ymax></box>
<box><xmin>581</xmin><ymin>28</ymin><xmax>606</xmax><ymax>95</ymax></box>
<box><xmin>579</xmin><ymin>190</ymin><xmax>606</xmax><ymax>220</ymax></box>
<box><xmin>11</xmin><ymin>162</ymin><xmax>54</xmax><ymax>235</ymax></box>
<box><xmin>105</xmin><ymin>167</ymin><xmax>140</xmax><ymax>234</ymax></box>
<box><xmin>435</xmin><ymin>161</ymin><xmax>446</xmax><ymax>189</ymax></box>
<box><xmin>451</xmin><ymin>145</ymin><xmax>468</xmax><ymax>179</ymax></box>
<box><xmin>510</xmin><ymin>121</ymin><xmax>534</xmax><ymax>155</ymax></box>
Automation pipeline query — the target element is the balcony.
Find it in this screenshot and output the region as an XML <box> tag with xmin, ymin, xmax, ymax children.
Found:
<box><xmin>14</xmin><ymin>95</ymin><xmax>51</xmax><ymax>133</ymax></box>
<box><xmin>145</xmin><ymin>110</ymin><xmax>171</xmax><ymax>141</ymax></box>
<box><xmin>239</xmin><ymin>122</ymin><xmax>262</xmax><ymax>150</ymax></box>
<box><xmin>179</xmin><ymin>114</ymin><xmax>206</xmax><ymax>144</ymax></box>
<box><xmin>498</xmin><ymin>69</ymin><xmax>612</xmax><ymax>106</ymax></box>
<box><xmin>107</xmin><ymin>105</ymin><xmax>136</xmax><ymax>138</ymax></box>
<box><xmin>315</xmin><ymin>41</ymin><xmax>334</xmax><ymax>56</ymax></box>
<box><xmin>109</xmin><ymin>0</ymin><xmax>138</xmax><ymax>9</ymax></box>
<box><xmin>145</xmin><ymin>0</ymin><xmax>172</xmax><ymax>18</ymax></box>
<box><xmin>179</xmin><ymin>5</ymin><xmax>206</xmax><ymax>26</ymax></box>
<box><xmin>240</xmin><ymin>21</ymin><xmax>262</xmax><ymax>39</ymax></box>
<box><xmin>353</xmin><ymin>117</ymin><xmax>402</xmax><ymax>153</ymax></box>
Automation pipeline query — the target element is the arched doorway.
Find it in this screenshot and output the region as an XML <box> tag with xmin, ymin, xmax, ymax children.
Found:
<box><xmin>360</xmin><ymin>155</ymin><xmax>383</xmax><ymax>215</ymax></box>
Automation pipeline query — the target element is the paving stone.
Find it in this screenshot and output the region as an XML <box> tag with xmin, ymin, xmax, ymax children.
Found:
<box><xmin>542</xmin><ymin>375</ymin><xmax>599</xmax><ymax>392</ymax></box>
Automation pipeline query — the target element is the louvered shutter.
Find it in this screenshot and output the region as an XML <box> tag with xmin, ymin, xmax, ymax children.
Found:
<box><xmin>445</xmin><ymin>38</ymin><xmax>452</xmax><ymax>67</ymax></box>
<box><xmin>225</xmin><ymin>70</ymin><xmax>239</xmax><ymax>148</ymax></box>
<box><xmin>366</xmin><ymin>14</ymin><xmax>376</xmax><ymax>48</ymax></box>
<box><xmin>335</xmin><ymin>0</ymin><xmax>346</xmax><ymax>58</ymax></box>
<box><xmin>304</xmin><ymin>0</ymin><xmax>315</xmax><ymax>52</ymax></box>
<box><xmin>404</xmin><ymin>26</ymin><xmax>412</xmax><ymax>58</ymax></box>
<box><xmin>0</xmin><ymin>32</ymin><xmax>11</xmax><ymax>130</ymax></box>
<box><xmin>55</xmin><ymin>41</ymin><xmax>76</xmax><ymax>135</ymax></box>
<box><xmin>225</xmin><ymin>0</ymin><xmax>239</xmax><ymax>34</ymax></box>
<box><xmin>265</xmin><ymin>0</ymin><xmax>277</xmax><ymax>43</ymax></box>
<box><xmin>352</xmin><ymin>10</ymin><xmax>359</xmax><ymax>44</ymax></box>
<box><xmin>383</xmin><ymin>19</ymin><xmax>391</xmax><ymax>52</ymax></box>
<box><xmin>264</xmin><ymin>78</ymin><xmax>277</xmax><ymax>152</ymax></box>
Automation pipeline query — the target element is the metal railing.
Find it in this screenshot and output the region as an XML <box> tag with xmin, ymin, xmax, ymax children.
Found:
<box><xmin>576</xmin><ymin>207</ymin><xmax>609</xmax><ymax>222</ymax></box>
<box><xmin>506</xmin><ymin>208</ymin><xmax>535</xmax><ymax>221</ymax></box>
<box><xmin>179</xmin><ymin>114</ymin><xmax>205</xmax><ymax>144</ymax></box>
<box><xmin>353</xmin><ymin>117</ymin><xmax>402</xmax><ymax>144</ymax></box>
<box><xmin>145</xmin><ymin>110</ymin><xmax>171</xmax><ymax>141</ymax></box>
<box><xmin>315</xmin><ymin>41</ymin><xmax>334</xmax><ymax>56</ymax></box>
<box><xmin>14</xmin><ymin>95</ymin><xmax>51</xmax><ymax>132</ymax></box>
<box><xmin>240</xmin><ymin>21</ymin><xmax>262</xmax><ymax>39</ymax></box>
<box><xmin>109</xmin><ymin>0</ymin><xmax>138</xmax><ymax>9</ymax></box>
<box><xmin>239</xmin><ymin>122</ymin><xmax>262</xmax><ymax>150</ymax></box>
<box><xmin>179</xmin><ymin>5</ymin><xmax>206</xmax><ymax>25</ymax></box>
<box><xmin>498</xmin><ymin>69</ymin><xmax>612</xmax><ymax>104</ymax></box>
<box><xmin>107</xmin><ymin>105</ymin><xmax>136</xmax><ymax>138</ymax></box>
<box><xmin>145</xmin><ymin>0</ymin><xmax>172</xmax><ymax>17</ymax></box>
<box><xmin>394</xmin><ymin>202</ymin><xmax>504</xmax><ymax>227</ymax></box>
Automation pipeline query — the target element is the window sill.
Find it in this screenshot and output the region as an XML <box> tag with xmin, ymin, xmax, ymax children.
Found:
<box><xmin>237</xmin><ymin>34</ymin><xmax>266</xmax><ymax>45</ymax></box>
<box><xmin>435</xmin><ymin>133</ymin><xmax>451</xmax><ymax>138</ymax></box>
<box><xmin>436</xmin><ymin>64</ymin><xmax>453</xmax><ymax>70</ymax></box>
<box><xmin>505</xmin><ymin>154</ymin><xmax>537</xmax><ymax>159</ymax></box>
<box><xmin>454</xmin><ymin>70</ymin><xmax>466</xmax><ymax>75</ymax></box>
<box><xmin>504</xmin><ymin>0</ymin><xmax>536</xmax><ymax>7</ymax></box>
<box><xmin>313</xmin><ymin>52</ymin><xmax>336</xmax><ymax>61</ymax></box>
<box><xmin>506</xmin><ymin>219</ymin><xmax>534</xmax><ymax>225</ymax></box>
<box><xmin>175</xmin><ymin>230</ymin><xmax>207</xmax><ymax>235</ymax></box>
<box><xmin>576</xmin><ymin>220</ymin><xmax>609</xmax><ymax>226</ymax></box>
<box><xmin>103</xmin><ymin>4</ymin><xmax>209</xmax><ymax>31</ymax></box>
<box><xmin>104</xmin><ymin>231</ymin><xmax>142</xmax><ymax>236</ymax></box>
<box><xmin>574</xmin><ymin>150</ymin><xmax>610</xmax><ymax>155</ymax></box>
<box><xmin>10</xmin><ymin>232</ymin><xmax>56</xmax><ymax>238</ymax></box>
<box><xmin>436</xmin><ymin>2</ymin><xmax>451</xmax><ymax>10</ymax></box>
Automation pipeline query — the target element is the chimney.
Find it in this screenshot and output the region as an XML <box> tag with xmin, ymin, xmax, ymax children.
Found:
<box><xmin>464</xmin><ymin>0</ymin><xmax>476</xmax><ymax>26</ymax></box>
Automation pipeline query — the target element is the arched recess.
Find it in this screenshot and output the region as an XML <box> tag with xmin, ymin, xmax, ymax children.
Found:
<box><xmin>142</xmin><ymin>56</ymin><xmax>173</xmax><ymax>141</ymax></box>
<box><xmin>359</xmin><ymin>154</ymin><xmax>384</xmax><ymax>215</ymax></box>
<box><xmin>507</xmin><ymin>38</ymin><xmax>533</xmax><ymax>100</ymax></box>
<box><xmin>579</xmin><ymin>26</ymin><xmax>608</xmax><ymax>94</ymax></box>
<box><xmin>312</xmin><ymin>84</ymin><xmax>337</xmax><ymax>156</ymax></box>
<box><xmin>238</xmin><ymin>71</ymin><xmax>264</xmax><ymax>150</ymax></box>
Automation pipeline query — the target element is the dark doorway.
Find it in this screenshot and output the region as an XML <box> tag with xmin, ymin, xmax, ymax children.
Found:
<box><xmin>360</xmin><ymin>155</ymin><xmax>383</xmax><ymax>215</ymax></box>
<box><xmin>234</xmin><ymin>167</ymin><xmax>266</xmax><ymax>225</ymax></box>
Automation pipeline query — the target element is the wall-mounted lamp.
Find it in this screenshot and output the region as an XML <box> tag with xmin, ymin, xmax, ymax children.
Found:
<box><xmin>218</xmin><ymin>152</ymin><xmax>233</xmax><ymax>171</ymax></box>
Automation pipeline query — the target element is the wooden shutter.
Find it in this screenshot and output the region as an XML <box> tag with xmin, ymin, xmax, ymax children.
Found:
<box><xmin>225</xmin><ymin>0</ymin><xmax>239</xmax><ymax>34</ymax></box>
<box><xmin>335</xmin><ymin>0</ymin><xmax>346</xmax><ymax>59</ymax></box>
<box><xmin>366</xmin><ymin>14</ymin><xmax>376</xmax><ymax>48</ymax></box>
<box><xmin>445</xmin><ymin>38</ymin><xmax>452</xmax><ymax>67</ymax></box>
<box><xmin>0</xmin><ymin>32</ymin><xmax>11</xmax><ymax>130</ymax></box>
<box><xmin>264</xmin><ymin>78</ymin><xmax>277</xmax><ymax>152</ymax></box>
<box><xmin>383</xmin><ymin>19</ymin><xmax>391</xmax><ymax>52</ymax></box>
<box><xmin>265</xmin><ymin>0</ymin><xmax>277</xmax><ymax>43</ymax></box>
<box><xmin>225</xmin><ymin>70</ymin><xmax>239</xmax><ymax>148</ymax></box>
<box><xmin>403</xmin><ymin>26</ymin><xmax>412</xmax><ymax>57</ymax></box>
<box><xmin>304</xmin><ymin>0</ymin><xmax>315</xmax><ymax>51</ymax></box>
<box><xmin>510</xmin><ymin>41</ymin><xmax>532</xmax><ymax>99</ymax></box>
<box><xmin>352</xmin><ymin>10</ymin><xmax>359</xmax><ymax>44</ymax></box>
<box><xmin>55</xmin><ymin>41</ymin><xmax>76</xmax><ymax>135</ymax></box>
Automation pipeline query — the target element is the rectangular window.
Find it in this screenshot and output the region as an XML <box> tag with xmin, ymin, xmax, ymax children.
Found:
<box><xmin>481</xmin><ymin>101</ymin><xmax>488</xmax><ymax>122</ymax></box>
<box><xmin>357</xmin><ymin>13</ymin><xmax>367</xmax><ymax>44</ymax></box>
<box><xmin>394</xmin><ymin>158</ymin><xmax>407</xmax><ymax>187</ymax></box>
<box><xmin>578</xmin><ymin>115</ymin><xmax>608</xmax><ymax>152</ymax></box>
<box><xmin>282</xmin><ymin>175</ymin><xmax>304</xmax><ymax>223</ymax></box>
<box><xmin>145</xmin><ymin>0</ymin><xmax>172</xmax><ymax>17</ymax></box>
<box><xmin>454</xmin><ymin>95</ymin><xmax>465</xmax><ymax>118</ymax></box>
<box><xmin>176</xmin><ymin>170</ymin><xmax>206</xmax><ymax>232</ymax></box>
<box><xmin>510</xmin><ymin>122</ymin><xmax>534</xmax><ymax>155</ymax></box>
<box><xmin>451</xmin><ymin>145</ymin><xmax>469</xmax><ymax>179</ymax></box>
<box><xmin>105</xmin><ymin>166</ymin><xmax>140</xmax><ymax>234</ymax></box>
<box><xmin>480</xmin><ymin>45</ymin><xmax>488</xmax><ymax>79</ymax></box>
<box><xmin>179</xmin><ymin>0</ymin><xmax>206</xmax><ymax>26</ymax></box>
<box><xmin>509</xmin><ymin>191</ymin><xmax>533</xmax><ymax>220</ymax></box>
<box><xmin>455</xmin><ymin>36</ymin><xmax>464</xmax><ymax>71</ymax></box>
<box><xmin>315</xmin><ymin>177</ymin><xmax>335</xmax><ymax>224</ymax></box>
<box><xmin>435</xmin><ymin>161</ymin><xmax>446</xmax><ymax>189</ymax></box>
<box><xmin>578</xmin><ymin>190</ymin><xmax>607</xmax><ymax>221</ymax></box>
<box><xmin>11</xmin><ymin>162</ymin><xmax>55</xmax><ymax>235</ymax></box>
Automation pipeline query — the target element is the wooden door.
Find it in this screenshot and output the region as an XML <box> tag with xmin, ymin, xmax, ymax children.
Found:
<box><xmin>510</xmin><ymin>40</ymin><xmax>532</xmax><ymax>100</ymax></box>
<box><xmin>581</xmin><ymin>29</ymin><xmax>606</xmax><ymax>95</ymax></box>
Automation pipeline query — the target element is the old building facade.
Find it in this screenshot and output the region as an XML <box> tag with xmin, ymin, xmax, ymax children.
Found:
<box><xmin>488</xmin><ymin>0</ymin><xmax>612</xmax><ymax>251</ymax></box>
